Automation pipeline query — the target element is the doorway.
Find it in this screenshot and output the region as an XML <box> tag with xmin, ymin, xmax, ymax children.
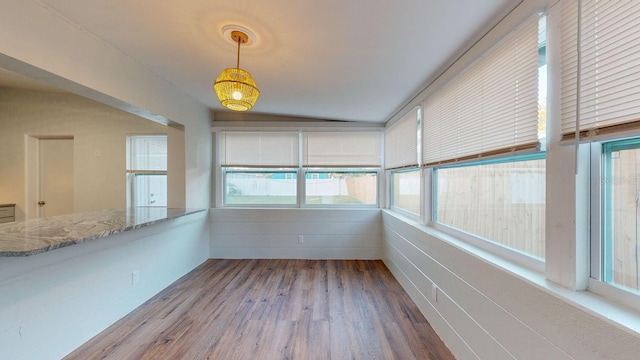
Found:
<box><xmin>26</xmin><ymin>136</ymin><xmax>75</xmax><ymax>218</ymax></box>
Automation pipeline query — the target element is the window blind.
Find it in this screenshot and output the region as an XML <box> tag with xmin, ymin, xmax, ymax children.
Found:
<box><xmin>384</xmin><ymin>108</ymin><xmax>419</xmax><ymax>170</ymax></box>
<box><xmin>303</xmin><ymin>131</ymin><xmax>382</xmax><ymax>167</ymax></box>
<box><xmin>220</xmin><ymin>132</ymin><xmax>299</xmax><ymax>167</ymax></box>
<box><xmin>561</xmin><ymin>0</ymin><xmax>640</xmax><ymax>140</ymax></box>
<box><xmin>423</xmin><ymin>16</ymin><xmax>540</xmax><ymax>166</ymax></box>
<box><xmin>561</xmin><ymin>0</ymin><xmax>640</xmax><ymax>141</ymax></box>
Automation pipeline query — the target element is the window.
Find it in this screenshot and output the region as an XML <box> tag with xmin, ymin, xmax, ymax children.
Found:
<box><xmin>385</xmin><ymin>107</ymin><xmax>420</xmax><ymax>216</ymax></box>
<box><xmin>126</xmin><ymin>135</ymin><xmax>167</xmax><ymax>207</ymax></box>
<box><xmin>390</xmin><ymin>169</ymin><xmax>421</xmax><ymax>215</ymax></box>
<box><xmin>305</xmin><ymin>170</ymin><xmax>377</xmax><ymax>206</ymax></box>
<box><xmin>422</xmin><ymin>15</ymin><xmax>545</xmax><ymax>263</ymax></box>
<box><xmin>303</xmin><ymin>131</ymin><xmax>380</xmax><ymax>207</ymax></box>
<box><xmin>434</xmin><ymin>155</ymin><xmax>546</xmax><ymax>259</ymax></box>
<box><xmin>224</xmin><ymin>169</ymin><xmax>297</xmax><ymax>205</ymax></box>
<box><xmin>601</xmin><ymin>139</ymin><xmax>640</xmax><ymax>294</ymax></box>
<box><xmin>560</xmin><ymin>0</ymin><xmax>640</xmax><ymax>304</ymax></box>
<box><xmin>220</xmin><ymin>131</ymin><xmax>299</xmax><ymax>206</ymax></box>
<box><xmin>220</xmin><ymin>130</ymin><xmax>381</xmax><ymax>207</ymax></box>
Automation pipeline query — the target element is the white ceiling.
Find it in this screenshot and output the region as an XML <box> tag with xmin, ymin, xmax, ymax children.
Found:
<box><xmin>3</xmin><ymin>0</ymin><xmax>519</xmax><ymax>123</ymax></box>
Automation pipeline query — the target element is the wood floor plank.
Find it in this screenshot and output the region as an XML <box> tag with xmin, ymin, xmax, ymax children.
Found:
<box><xmin>64</xmin><ymin>259</ymin><xmax>454</xmax><ymax>360</ymax></box>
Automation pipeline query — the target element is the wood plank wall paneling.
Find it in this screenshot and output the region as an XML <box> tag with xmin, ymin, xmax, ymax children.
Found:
<box><xmin>382</xmin><ymin>212</ymin><xmax>571</xmax><ymax>359</ymax></box>
<box><xmin>210</xmin><ymin>209</ymin><xmax>383</xmax><ymax>259</ymax></box>
<box><xmin>381</xmin><ymin>211</ymin><xmax>640</xmax><ymax>360</ymax></box>
<box><xmin>64</xmin><ymin>259</ymin><xmax>454</xmax><ymax>360</ymax></box>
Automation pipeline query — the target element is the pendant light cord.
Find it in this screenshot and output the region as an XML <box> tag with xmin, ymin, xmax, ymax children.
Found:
<box><xmin>236</xmin><ymin>37</ymin><xmax>241</xmax><ymax>69</ymax></box>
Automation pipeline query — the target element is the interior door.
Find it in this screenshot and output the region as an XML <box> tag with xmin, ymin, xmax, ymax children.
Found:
<box><xmin>38</xmin><ymin>138</ymin><xmax>74</xmax><ymax>217</ymax></box>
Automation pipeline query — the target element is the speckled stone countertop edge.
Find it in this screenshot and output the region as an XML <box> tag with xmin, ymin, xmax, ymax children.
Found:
<box><xmin>0</xmin><ymin>208</ymin><xmax>207</xmax><ymax>257</ymax></box>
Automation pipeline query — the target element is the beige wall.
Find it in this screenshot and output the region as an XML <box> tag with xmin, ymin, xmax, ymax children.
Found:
<box><xmin>0</xmin><ymin>0</ymin><xmax>212</xmax><ymax>210</ymax></box>
<box><xmin>0</xmin><ymin>88</ymin><xmax>178</xmax><ymax>221</ymax></box>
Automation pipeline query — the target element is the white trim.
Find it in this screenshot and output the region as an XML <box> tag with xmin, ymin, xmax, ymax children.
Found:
<box><xmin>221</xmin><ymin>168</ymin><xmax>299</xmax><ymax>208</ymax></box>
<box><xmin>589</xmin><ymin>279</ymin><xmax>640</xmax><ymax>320</ymax></box>
<box><xmin>300</xmin><ymin>168</ymin><xmax>380</xmax><ymax>208</ymax></box>
<box><xmin>212</xmin><ymin>121</ymin><xmax>384</xmax><ymax>132</ymax></box>
<box><xmin>432</xmin><ymin>222</ymin><xmax>545</xmax><ymax>273</ymax></box>
<box><xmin>589</xmin><ymin>142</ymin><xmax>602</xmax><ymax>279</ymax></box>
<box><xmin>214</xmin><ymin>132</ymin><xmax>223</xmax><ymax>208</ymax></box>
<box><xmin>387</xmin><ymin>168</ymin><xmax>422</xmax><ymax>219</ymax></box>
<box><xmin>421</xmin><ymin>168</ymin><xmax>431</xmax><ymax>226</ymax></box>
<box><xmin>297</xmin><ymin>131</ymin><xmax>303</xmax><ymax>208</ymax></box>
<box><xmin>389</xmin><ymin>206</ymin><xmax>420</xmax><ymax>222</ymax></box>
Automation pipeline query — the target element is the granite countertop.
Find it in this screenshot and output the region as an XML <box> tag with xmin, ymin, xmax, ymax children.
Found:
<box><xmin>0</xmin><ymin>208</ymin><xmax>206</xmax><ymax>257</ymax></box>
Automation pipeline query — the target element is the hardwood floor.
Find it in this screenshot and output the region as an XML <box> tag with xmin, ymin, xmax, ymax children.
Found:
<box><xmin>65</xmin><ymin>259</ymin><xmax>454</xmax><ymax>360</ymax></box>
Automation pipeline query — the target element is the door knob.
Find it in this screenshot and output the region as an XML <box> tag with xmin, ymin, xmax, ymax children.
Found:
<box><xmin>38</xmin><ymin>201</ymin><xmax>46</xmax><ymax>206</ymax></box>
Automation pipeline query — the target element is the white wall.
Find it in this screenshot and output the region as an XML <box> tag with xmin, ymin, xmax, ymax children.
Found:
<box><xmin>210</xmin><ymin>208</ymin><xmax>382</xmax><ymax>259</ymax></box>
<box><xmin>383</xmin><ymin>211</ymin><xmax>640</xmax><ymax>360</ymax></box>
<box><xmin>0</xmin><ymin>211</ymin><xmax>210</xmax><ymax>360</ymax></box>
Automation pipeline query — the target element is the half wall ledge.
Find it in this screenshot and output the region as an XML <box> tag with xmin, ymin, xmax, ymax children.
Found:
<box><xmin>0</xmin><ymin>207</ymin><xmax>207</xmax><ymax>257</ymax></box>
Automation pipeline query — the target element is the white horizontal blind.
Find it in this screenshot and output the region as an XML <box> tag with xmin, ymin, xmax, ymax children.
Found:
<box><xmin>423</xmin><ymin>16</ymin><xmax>540</xmax><ymax>165</ymax></box>
<box><xmin>560</xmin><ymin>0</ymin><xmax>579</xmax><ymax>138</ymax></box>
<box><xmin>561</xmin><ymin>0</ymin><xmax>640</xmax><ymax>141</ymax></box>
<box><xmin>303</xmin><ymin>131</ymin><xmax>382</xmax><ymax>167</ymax></box>
<box><xmin>220</xmin><ymin>132</ymin><xmax>299</xmax><ymax>167</ymax></box>
<box><xmin>384</xmin><ymin>108</ymin><xmax>419</xmax><ymax>170</ymax></box>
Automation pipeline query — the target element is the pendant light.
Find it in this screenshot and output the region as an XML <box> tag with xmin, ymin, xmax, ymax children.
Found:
<box><xmin>213</xmin><ymin>30</ymin><xmax>260</xmax><ymax>111</ymax></box>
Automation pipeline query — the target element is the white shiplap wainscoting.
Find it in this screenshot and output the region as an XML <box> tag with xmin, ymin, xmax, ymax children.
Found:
<box><xmin>0</xmin><ymin>211</ymin><xmax>210</xmax><ymax>360</ymax></box>
<box><xmin>382</xmin><ymin>211</ymin><xmax>640</xmax><ymax>360</ymax></box>
<box><xmin>210</xmin><ymin>209</ymin><xmax>382</xmax><ymax>259</ymax></box>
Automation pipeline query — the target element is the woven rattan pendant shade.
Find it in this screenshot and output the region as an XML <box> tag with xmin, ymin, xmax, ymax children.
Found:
<box><xmin>214</xmin><ymin>68</ymin><xmax>260</xmax><ymax>111</ymax></box>
<box><xmin>214</xmin><ymin>30</ymin><xmax>260</xmax><ymax>111</ymax></box>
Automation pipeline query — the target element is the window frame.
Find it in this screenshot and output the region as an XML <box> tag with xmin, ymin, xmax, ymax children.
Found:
<box><xmin>125</xmin><ymin>135</ymin><xmax>168</xmax><ymax>208</ymax></box>
<box><xmin>388</xmin><ymin>167</ymin><xmax>423</xmax><ymax>220</ymax></box>
<box><xmin>218</xmin><ymin>130</ymin><xmax>383</xmax><ymax>209</ymax></box>
<box><xmin>589</xmin><ymin>138</ymin><xmax>640</xmax><ymax>311</ymax></box>
<box><xmin>302</xmin><ymin>168</ymin><xmax>380</xmax><ymax>208</ymax></box>
<box><xmin>430</xmin><ymin>152</ymin><xmax>547</xmax><ymax>272</ymax></box>
<box><xmin>222</xmin><ymin>167</ymin><xmax>300</xmax><ymax>207</ymax></box>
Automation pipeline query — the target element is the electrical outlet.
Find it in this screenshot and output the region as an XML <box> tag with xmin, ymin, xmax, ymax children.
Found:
<box><xmin>431</xmin><ymin>282</ymin><xmax>438</xmax><ymax>302</ymax></box>
<box><xmin>131</xmin><ymin>270</ymin><xmax>140</xmax><ymax>285</ymax></box>
<box><xmin>298</xmin><ymin>235</ymin><xmax>304</xmax><ymax>244</ymax></box>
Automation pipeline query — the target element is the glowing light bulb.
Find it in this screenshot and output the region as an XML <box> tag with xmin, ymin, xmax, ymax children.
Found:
<box><xmin>232</xmin><ymin>90</ymin><xmax>243</xmax><ymax>100</ymax></box>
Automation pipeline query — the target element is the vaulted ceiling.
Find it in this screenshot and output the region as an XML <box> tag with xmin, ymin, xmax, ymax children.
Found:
<box><xmin>2</xmin><ymin>0</ymin><xmax>519</xmax><ymax>123</ymax></box>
